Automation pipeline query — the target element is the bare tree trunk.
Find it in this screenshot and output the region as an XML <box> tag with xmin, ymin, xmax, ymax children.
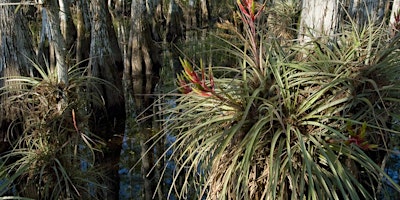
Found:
<box><xmin>126</xmin><ymin>0</ymin><xmax>162</xmax><ymax>199</ymax></box>
<box><xmin>185</xmin><ymin>0</ymin><xmax>197</xmax><ymax>39</ymax></box>
<box><xmin>298</xmin><ymin>0</ymin><xmax>339</xmax><ymax>44</ymax></box>
<box><xmin>89</xmin><ymin>0</ymin><xmax>124</xmax><ymax>132</ymax></box>
<box><xmin>348</xmin><ymin>0</ymin><xmax>388</xmax><ymax>26</ymax></box>
<box><xmin>0</xmin><ymin>0</ymin><xmax>35</xmax><ymax>148</ymax></box>
<box><xmin>165</xmin><ymin>0</ymin><xmax>184</xmax><ymax>43</ymax></box>
<box><xmin>200</xmin><ymin>0</ymin><xmax>210</xmax><ymax>27</ymax></box>
<box><xmin>59</xmin><ymin>0</ymin><xmax>76</xmax><ymax>49</ymax></box>
<box><xmin>88</xmin><ymin>1</ymin><xmax>125</xmax><ymax>199</ymax></box>
<box><xmin>43</xmin><ymin>0</ymin><xmax>68</xmax><ymax>86</ymax></box>
<box><xmin>75</xmin><ymin>0</ymin><xmax>91</xmax><ymax>65</ymax></box>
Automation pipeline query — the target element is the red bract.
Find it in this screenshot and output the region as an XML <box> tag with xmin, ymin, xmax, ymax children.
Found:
<box><xmin>192</xmin><ymin>87</ymin><xmax>212</xmax><ymax>97</ymax></box>
<box><xmin>181</xmin><ymin>59</ymin><xmax>200</xmax><ymax>83</ymax></box>
<box><xmin>178</xmin><ymin>58</ymin><xmax>215</xmax><ymax>97</ymax></box>
<box><xmin>177</xmin><ymin>74</ymin><xmax>192</xmax><ymax>94</ymax></box>
<box><xmin>395</xmin><ymin>10</ymin><xmax>400</xmax><ymax>31</ymax></box>
<box><xmin>344</xmin><ymin>122</ymin><xmax>378</xmax><ymax>150</ymax></box>
<box><xmin>237</xmin><ymin>0</ymin><xmax>264</xmax><ymax>22</ymax></box>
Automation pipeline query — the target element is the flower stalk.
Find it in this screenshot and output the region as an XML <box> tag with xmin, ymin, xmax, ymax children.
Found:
<box><xmin>177</xmin><ymin>58</ymin><xmax>242</xmax><ymax>109</ymax></box>
<box><xmin>237</xmin><ymin>0</ymin><xmax>265</xmax><ymax>72</ymax></box>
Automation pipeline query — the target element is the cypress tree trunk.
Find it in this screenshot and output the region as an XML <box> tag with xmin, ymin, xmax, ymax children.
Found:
<box><xmin>75</xmin><ymin>0</ymin><xmax>91</xmax><ymax>66</ymax></box>
<box><xmin>43</xmin><ymin>0</ymin><xmax>68</xmax><ymax>85</ymax></box>
<box><xmin>298</xmin><ymin>0</ymin><xmax>339</xmax><ymax>44</ymax></box>
<box><xmin>348</xmin><ymin>0</ymin><xmax>388</xmax><ymax>26</ymax></box>
<box><xmin>58</xmin><ymin>0</ymin><xmax>76</xmax><ymax>49</ymax></box>
<box><xmin>126</xmin><ymin>0</ymin><xmax>162</xmax><ymax>199</ymax></box>
<box><xmin>0</xmin><ymin>0</ymin><xmax>35</xmax><ymax>151</ymax></box>
<box><xmin>88</xmin><ymin>1</ymin><xmax>126</xmax><ymax>199</ymax></box>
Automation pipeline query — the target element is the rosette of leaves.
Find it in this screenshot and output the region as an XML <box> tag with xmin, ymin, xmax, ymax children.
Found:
<box><xmin>0</xmin><ymin>61</ymin><xmax>110</xmax><ymax>199</ymax></box>
<box><xmin>157</xmin><ymin>1</ymin><xmax>400</xmax><ymax>200</ymax></box>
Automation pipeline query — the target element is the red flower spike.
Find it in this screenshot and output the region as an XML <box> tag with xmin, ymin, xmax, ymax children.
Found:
<box><xmin>344</xmin><ymin>122</ymin><xmax>377</xmax><ymax>150</ymax></box>
<box><xmin>238</xmin><ymin>0</ymin><xmax>251</xmax><ymax>20</ymax></box>
<box><xmin>177</xmin><ymin>58</ymin><xmax>216</xmax><ymax>97</ymax></box>
<box><xmin>180</xmin><ymin>58</ymin><xmax>200</xmax><ymax>83</ymax></box>
<box><xmin>177</xmin><ymin>74</ymin><xmax>192</xmax><ymax>94</ymax></box>
<box><xmin>395</xmin><ymin>10</ymin><xmax>400</xmax><ymax>30</ymax></box>
<box><xmin>237</xmin><ymin>0</ymin><xmax>264</xmax><ymax>22</ymax></box>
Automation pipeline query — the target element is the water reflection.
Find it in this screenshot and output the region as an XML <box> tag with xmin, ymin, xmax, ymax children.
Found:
<box><xmin>119</xmin><ymin>125</ymin><xmax>178</xmax><ymax>199</ymax></box>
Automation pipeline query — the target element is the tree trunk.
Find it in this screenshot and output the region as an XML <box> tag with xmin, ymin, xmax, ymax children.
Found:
<box><xmin>200</xmin><ymin>0</ymin><xmax>210</xmax><ymax>27</ymax></box>
<box><xmin>89</xmin><ymin>1</ymin><xmax>125</xmax><ymax>199</ymax></box>
<box><xmin>58</xmin><ymin>0</ymin><xmax>76</xmax><ymax>49</ymax></box>
<box><xmin>89</xmin><ymin>0</ymin><xmax>125</xmax><ymax>135</ymax></box>
<box><xmin>126</xmin><ymin>0</ymin><xmax>162</xmax><ymax>199</ymax></box>
<box><xmin>184</xmin><ymin>0</ymin><xmax>197</xmax><ymax>39</ymax></box>
<box><xmin>298</xmin><ymin>0</ymin><xmax>339</xmax><ymax>44</ymax></box>
<box><xmin>75</xmin><ymin>0</ymin><xmax>91</xmax><ymax>65</ymax></box>
<box><xmin>348</xmin><ymin>0</ymin><xmax>388</xmax><ymax>26</ymax></box>
<box><xmin>43</xmin><ymin>0</ymin><xmax>68</xmax><ymax>86</ymax></box>
<box><xmin>0</xmin><ymin>0</ymin><xmax>35</xmax><ymax>149</ymax></box>
<box><xmin>165</xmin><ymin>0</ymin><xmax>184</xmax><ymax>43</ymax></box>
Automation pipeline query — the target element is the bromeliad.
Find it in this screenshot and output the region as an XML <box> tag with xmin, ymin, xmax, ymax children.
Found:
<box><xmin>176</xmin><ymin>58</ymin><xmax>243</xmax><ymax>110</ymax></box>
<box><xmin>237</xmin><ymin>0</ymin><xmax>263</xmax><ymax>23</ymax></box>
<box><xmin>344</xmin><ymin>122</ymin><xmax>378</xmax><ymax>150</ymax></box>
<box><xmin>177</xmin><ymin>58</ymin><xmax>214</xmax><ymax>97</ymax></box>
<box><xmin>237</xmin><ymin>0</ymin><xmax>265</xmax><ymax>74</ymax></box>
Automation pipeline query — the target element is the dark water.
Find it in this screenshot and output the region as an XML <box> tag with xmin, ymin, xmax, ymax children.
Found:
<box><xmin>118</xmin><ymin>129</ymin><xmax>177</xmax><ymax>199</ymax></box>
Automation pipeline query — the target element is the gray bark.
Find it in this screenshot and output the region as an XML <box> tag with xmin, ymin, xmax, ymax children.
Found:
<box><xmin>59</xmin><ymin>0</ymin><xmax>76</xmax><ymax>49</ymax></box>
<box><xmin>0</xmin><ymin>0</ymin><xmax>35</xmax><ymax>133</ymax></box>
<box><xmin>89</xmin><ymin>1</ymin><xmax>125</xmax><ymax>198</ymax></box>
<box><xmin>348</xmin><ymin>0</ymin><xmax>388</xmax><ymax>26</ymax></box>
<box><xmin>165</xmin><ymin>0</ymin><xmax>184</xmax><ymax>43</ymax></box>
<box><xmin>75</xmin><ymin>0</ymin><xmax>91</xmax><ymax>65</ymax></box>
<box><xmin>89</xmin><ymin>0</ymin><xmax>124</xmax><ymax>116</ymax></box>
<box><xmin>0</xmin><ymin>2</ymin><xmax>35</xmax><ymax>83</ymax></box>
<box><xmin>298</xmin><ymin>0</ymin><xmax>339</xmax><ymax>44</ymax></box>
<box><xmin>44</xmin><ymin>0</ymin><xmax>68</xmax><ymax>86</ymax></box>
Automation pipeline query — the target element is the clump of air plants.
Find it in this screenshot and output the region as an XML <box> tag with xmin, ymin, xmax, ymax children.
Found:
<box><xmin>158</xmin><ymin>0</ymin><xmax>400</xmax><ymax>199</ymax></box>
<box><xmin>0</xmin><ymin>62</ymin><xmax>107</xmax><ymax>199</ymax></box>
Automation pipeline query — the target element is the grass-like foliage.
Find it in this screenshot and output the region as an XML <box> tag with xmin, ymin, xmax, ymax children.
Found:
<box><xmin>156</xmin><ymin>1</ymin><xmax>400</xmax><ymax>199</ymax></box>
<box><xmin>0</xmin><ymin>60</ymin><xmax>111</xmax><ymax>199</ymax></box>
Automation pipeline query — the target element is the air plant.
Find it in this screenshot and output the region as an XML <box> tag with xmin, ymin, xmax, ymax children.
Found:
<box><xmin>237</xmin><ymin>0</ymin><xmax>265</xmax><ymax>74</ymax></box>
<box><xmin>0</xmin><ymin>61</ymin><xmax>109</xmax><ymax>199</ymax></box>
<box><xmin>156</xmin><ymin>0</ymin><xmax>400</xmax><ymax>199</ymax></box>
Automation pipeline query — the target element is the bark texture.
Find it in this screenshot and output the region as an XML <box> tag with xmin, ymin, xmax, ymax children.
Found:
<box><xmin>44</xmin><ymin>0</ymin><xmax>68</xmax><ymax>85</ymax></box>
<box><xmin>89</xmin><ymin>1</ymin><xmax>126</xmax><ymax>199</ymax></box>
<box><xmin>58</xmin><ymin>0</ymin><xmax>76</xmax><ymax>49</ymax></box>
<box><xmin>298</xmin><ymin>0</ymin><xmax>339</xmax><ymax>44</ymax></box>
<box><xmin>0</xmin><ymin>0</ymin><xmax>35</xmax><ymax>150</ymax></box>
<box><xmin>348</xmin><ymin>0</ymin><xmax>388</xmax><ymax>26</ymax></box>
<box><xmin>125</xmin><ymin>0</ymin><xmax>162</xmax><ymax>199</ymax></box>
